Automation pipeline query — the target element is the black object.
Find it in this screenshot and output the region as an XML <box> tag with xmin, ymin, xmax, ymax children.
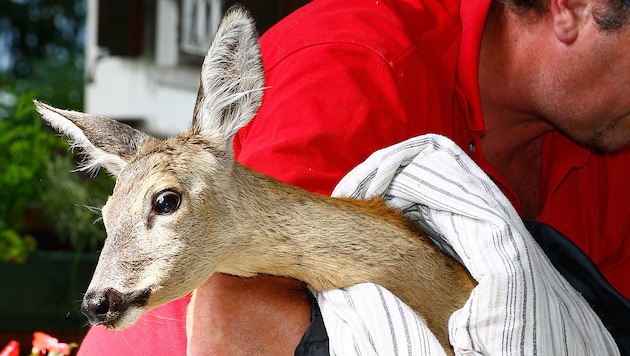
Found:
<box><xmin>524</xmin><ymin>220</ymin><xmax>630</xmax><ymax>356</ymax></box>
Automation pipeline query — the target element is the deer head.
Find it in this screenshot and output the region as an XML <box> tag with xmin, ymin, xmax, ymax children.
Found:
<box><xmin>35</xmin><ymin>6</ymin><xmax>264</xmax><ymax>329</ymax></box>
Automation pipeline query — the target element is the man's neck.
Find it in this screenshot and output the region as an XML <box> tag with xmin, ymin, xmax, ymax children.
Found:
<box><xmin>480</xmin><ymin>113</ymin><xmax>548</xmax><ymax>219</ymax></box>
<box><xmin>477</xmin><ymin>5</ymin><xmax>553</xmax><ymax>218</ymax></box>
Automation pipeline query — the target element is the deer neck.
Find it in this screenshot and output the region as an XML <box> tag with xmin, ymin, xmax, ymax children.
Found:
<box><xmin>217</xmin><ymin>162</ymin><xmax>472</xmax><ymax>297</ymax></box>
<box><xmin>217</xmin><ymin>163</ymin><xmax>395</xmax><ymax>279</ymax></box>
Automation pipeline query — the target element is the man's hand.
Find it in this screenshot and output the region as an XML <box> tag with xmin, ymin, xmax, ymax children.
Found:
<box><xmin>187</xmin><ymin>273</ymin><xmax>312</xmax><ymax>356</ymax></box>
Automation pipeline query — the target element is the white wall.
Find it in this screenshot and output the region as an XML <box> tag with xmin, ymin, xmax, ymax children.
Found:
<box><xmin>84</xmin><ymin>0</ymin><xmax>199</xmax><ymax>136</ymax></box>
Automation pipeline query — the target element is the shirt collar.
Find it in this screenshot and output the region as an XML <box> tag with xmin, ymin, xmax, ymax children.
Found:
<box><xmin>541</xmin><ymin>131</ymin><xmax>591</xmax><ymax>200</ymax></box>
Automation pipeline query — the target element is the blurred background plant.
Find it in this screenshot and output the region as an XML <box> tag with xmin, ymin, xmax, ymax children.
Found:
<box><xmin>0</xmin><ymin>0</ymin><xmax>113</xmax><ymax>263</ymax></box>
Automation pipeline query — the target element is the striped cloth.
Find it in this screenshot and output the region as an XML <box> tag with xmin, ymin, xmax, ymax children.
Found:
<box><xmin>316</xmin><ymin>134</ymin><xmax>619</xmax><ymax>355</ymax></box>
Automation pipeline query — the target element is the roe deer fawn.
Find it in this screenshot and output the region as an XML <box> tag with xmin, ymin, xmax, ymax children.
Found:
<box><xmin>35</xmin><ymin>6</ymin><xmax>475</xmax><ymax>354</ymax></box>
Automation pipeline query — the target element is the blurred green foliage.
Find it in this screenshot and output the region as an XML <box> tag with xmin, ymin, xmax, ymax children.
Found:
<box><xmin>0</xmin><ymin>0</ymin><xmax>112</xmax><ymax>263</ymax></box>
<box><xmin>0</xmin><ymin>93</ymin><xmax>66</xmax><ymax>223</ymax></box>
<box><xmin>38</xmin><ymin>154</ymin><xmax>112</xmax><ymax>252</ymax></box>
<box><xmin>0</xmin><ymin>93</ymin><xmax>114</xmax><ymax>262</ymax></box>
<box><xmin>0</xmin><ymin>93</ymin><xmax>63</xmax><ymax>262</ymax></box>
<box><xmin>0</xmin><ymin>0</ymin><xmax>86</xmax><ymax>120</ymax></box>
<box><xmin>0</xmin><ymin>224</ymin><xmax>36</xmax><ymax>263</ymax></box>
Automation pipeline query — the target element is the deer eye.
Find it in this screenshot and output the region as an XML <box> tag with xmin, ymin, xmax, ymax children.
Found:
<box><xmin>153</xmin><ymin>190</ymin><xmax>181</xmax><ymax>215</ymax></box>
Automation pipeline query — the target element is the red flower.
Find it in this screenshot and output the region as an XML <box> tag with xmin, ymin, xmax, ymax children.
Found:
<box><xmin>48</xmin><ymin>342</ymin><xmax>70</xmax><ymax>356</ymax></box>
<box><xmin>31</xmin><ymin>331</ymin><xmax>72</xmax><ymax>355</ymax></box>
<box><xmin>32</xmin><ymin>331</ymin><xmax>59</xmax><ymax>353</ymax></box>
<box><xmin>0</xmin><ymin>340</ymin><xmax>19</xmax><ymax>356</ymax></box>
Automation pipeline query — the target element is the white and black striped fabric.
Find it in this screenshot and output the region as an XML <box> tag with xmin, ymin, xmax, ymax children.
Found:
<box><xmin>316</xmin><ymin>134</ymin><xmax>619</xmax><ymax>355</ymax></box>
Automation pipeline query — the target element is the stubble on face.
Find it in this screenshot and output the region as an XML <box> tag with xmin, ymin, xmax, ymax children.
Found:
<box><xmin>585</xmin><ymin>113</ymin><xmax>630</xmax><ymax>153</ymax></box>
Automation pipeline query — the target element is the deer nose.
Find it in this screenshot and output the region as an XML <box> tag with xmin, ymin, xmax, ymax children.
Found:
<box><xmin>81</xmin><ymin>288</ymin><xmax>124</xmax><ymax>325</ymax></box>
<box><xmin>81</xmin><ymin>287</ymin><xmax>152</xmax><ymax>327</ymax></box>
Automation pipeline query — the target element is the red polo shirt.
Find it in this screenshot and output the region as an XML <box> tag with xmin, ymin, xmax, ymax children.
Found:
<box><xmin>236</xmin><ymin>0</ymin><xmax>630</xmax><ymax>297</ymax></box>
<box><xmin>78</xmin><ymin>0</ymin><xmax>629</xmax><ymax>354</ymax></box>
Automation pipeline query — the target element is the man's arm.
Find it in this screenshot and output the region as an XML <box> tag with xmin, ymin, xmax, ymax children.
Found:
<box><xmin>187</xmin><ymin>275</ymin><xmax>312</xmax><ymax>356</ymax></box>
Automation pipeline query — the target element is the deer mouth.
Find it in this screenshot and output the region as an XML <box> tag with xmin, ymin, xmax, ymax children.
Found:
<box><xmin>81</xmin><ymin>287</ymin><xmax>152</xmax><ymax>329</ymax></box>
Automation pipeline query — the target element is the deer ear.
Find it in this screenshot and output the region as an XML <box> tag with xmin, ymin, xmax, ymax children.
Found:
<box><xmin>190</xmin><ymin>6</ymin><xmax>264</xmax><ymax>148</ymax></box>
<box><xmin>34</xmin><ymin>100</ymin><xmax>154</xmax><ymax>177</ymax></box>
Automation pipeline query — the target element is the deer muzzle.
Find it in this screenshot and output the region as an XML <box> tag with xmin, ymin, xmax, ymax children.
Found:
<box><xmin>81</xmin><ymin>287</ymin><xmax>151</xmax><ymax>328</ymax></box>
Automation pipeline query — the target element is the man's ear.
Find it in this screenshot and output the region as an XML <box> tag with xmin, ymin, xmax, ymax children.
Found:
<box><xmin>550</xmin><ymin>0</ymin><xmax>591</xmax><ymax>44</ymax></box>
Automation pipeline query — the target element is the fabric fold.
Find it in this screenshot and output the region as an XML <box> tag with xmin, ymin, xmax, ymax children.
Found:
<box><xmin>316</xmin><ymin>134</ymin><xmax>618</xmax><ymax>356</ymax></box>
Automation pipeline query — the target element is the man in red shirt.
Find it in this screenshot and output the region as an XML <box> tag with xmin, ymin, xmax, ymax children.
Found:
<box><xmin>78</xmin><ymin>0</ymin><xmax>630</xmax><ymax>354</ymax></box>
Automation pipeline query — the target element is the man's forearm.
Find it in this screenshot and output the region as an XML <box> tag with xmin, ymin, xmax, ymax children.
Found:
<box><xmin>186</xmin><ymin>274</ymin><xmax>312</xmax><ymax>356</ymax></box>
